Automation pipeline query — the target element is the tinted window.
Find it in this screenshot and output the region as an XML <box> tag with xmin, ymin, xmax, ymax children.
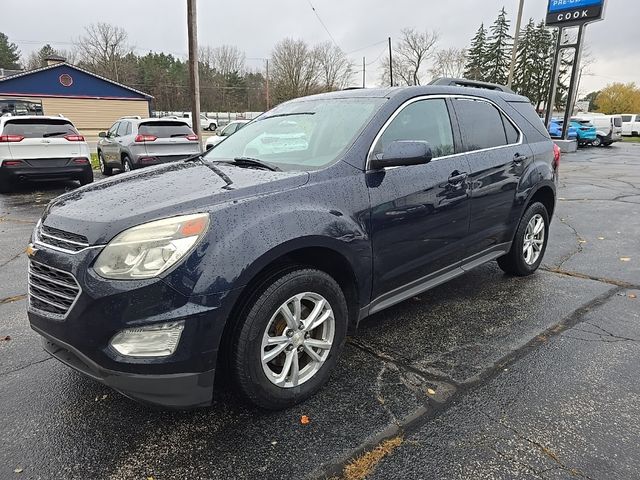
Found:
<box><xmin>613</xmin><ymin>117</ymin><xmax>622</xmax><ymax>127</ymax></box>
<box><xmin>621</xmin><ymin>115</ymin><xmax>632</xmax><ymax>122</ymax></box>
<box><xmin>502</xmin><ymin>113</ymin><xmax>520</xmax><ymax>144</ymax></box>
<box><xmin>454</xmin><ymin>98</ymin><xmax>509</xmax><ymax>151</ymax></box>
<box><xmin>507</xmin><ymin>101</ymin><xmax>549</xmax><ymax>138</ymax></box>
<box><xmin>2</xmin><ymin>119</ymin><xmax>77</xmax><ymax>138</ymax></box>
<box><xmin>138</xmin><ymin>121</ymin><xmax>193</xmax><ymax>138</ymax></box>
<box><xmin>373</xmin><ymin>99</ymin><xmax>454</xmax><ymax>158</ymax></box>
<box><xmin>116</xmin><ymin>121</ymin><xmax>129</xmax><ymax>137</ymax></box>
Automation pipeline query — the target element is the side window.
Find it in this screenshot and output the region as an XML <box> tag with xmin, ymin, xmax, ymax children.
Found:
<box><xmin>502</xmin><ymin>113</ymin><xmax>520</xmax><ymax>144</ymax></box>
<box><xmin>621</xmin><ymin>115</ymin><xmax>632</xmax><ymax>122</ymax></box>
<box><xmin>126</xmin><ymin>123</ymin><xmax>132</xmax><ymax>136</ymax></box>
<box><xmin>117</xmin><ymin>121</ymin><xmax>129</xmax><ymax>137</ymax></box>
<box><xmin>107</xmin><ymin>122</ymin><xmax>120</xmax><ymax>138</ymax></box>
<box><xmin>373</xmin><ymin>98</ymin><xmax>454</xmax><ymax>159</ymax></box>
<box><xmin>453</xmin><ymin>99</ymin><xmax>509</xmax><ymax>151</ymax></box>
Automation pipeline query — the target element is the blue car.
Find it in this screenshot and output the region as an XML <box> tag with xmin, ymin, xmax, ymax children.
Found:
<box><xmin>549</xmin><ymin>119</ymin><xmax>577</xmax><ymax>140</ymax></box>
<box><xmin>569</xmin><ymin>119</ymin><xmax>597</xmax><ymax>145</ymax></box>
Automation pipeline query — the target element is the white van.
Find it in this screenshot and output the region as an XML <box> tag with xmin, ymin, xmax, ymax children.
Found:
<box><xmin>621</xmin><ymin>114</ymin><xmax>640</xmax><ymax>136</ymax></box>
<box><xmin>573</xmin><ymin>114</ymin><xmax>623</xmax><ymax>146</ymax></box>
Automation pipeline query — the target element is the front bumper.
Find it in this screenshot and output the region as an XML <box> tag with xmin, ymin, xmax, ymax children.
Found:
<box><xmin>0</xmin><ymin>162</ymin><xmax>91</xmax><ymax>182</ymax></box>
<box><xmin>37</xmin><ymin>325</ymin><xmax>215</xmax><ymax>408</ymax></box>
<box><xmin>27</xmin><ymin>241</ymin><xmax>235</xmax><ymax>408</ymax></box>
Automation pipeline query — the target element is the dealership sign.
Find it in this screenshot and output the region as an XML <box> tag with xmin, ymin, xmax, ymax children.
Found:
<box><xmin>546</xmin><ymin>0</ymin><xmax>605</xmax><ymax>26</ymax></box>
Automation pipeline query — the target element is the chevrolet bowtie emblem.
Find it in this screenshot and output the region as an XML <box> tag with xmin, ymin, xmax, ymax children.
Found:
<box><xmin>26</xmin><ymin>244</ymin><xmax>38</xmax><ymax>258</ymax></box>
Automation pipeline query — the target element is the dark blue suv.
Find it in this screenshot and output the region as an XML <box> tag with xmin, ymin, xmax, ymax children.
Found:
<box><xmin>27</xmin><ymin>81</ymin><xmax>558</xmax><ymax>409</ymax></box>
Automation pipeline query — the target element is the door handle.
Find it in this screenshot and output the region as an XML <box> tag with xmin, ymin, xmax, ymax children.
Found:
<box><xmin>513</xmin><ymin>153</ymin><xmax>528</xmax><ymax>165</ymax></box>
<box><xmin>448</xmin><ymin>172</ymin><xmax>468</xmax><ymax>185</ymax></box>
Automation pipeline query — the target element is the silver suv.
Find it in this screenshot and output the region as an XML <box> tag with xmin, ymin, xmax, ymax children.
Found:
<box><xmin>97</xmin><ymin>118</ymin><xmax>201</xmax><ymax>175</ymax></box>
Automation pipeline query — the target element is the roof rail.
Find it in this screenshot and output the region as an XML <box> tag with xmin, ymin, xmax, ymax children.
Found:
<box><xmin>429</xmin><ymin>77</ymin><xmax>515</xmax><ymax>94</ymax></box>
<box><xmin>342</xmin><ymin>86</ymin><xmax>365</xmax><ymax>90</ymax></box>
<box><xmin>119</xmin><ymin>115</ymin><xmax>142</xmax><ymax>120</ymax></box>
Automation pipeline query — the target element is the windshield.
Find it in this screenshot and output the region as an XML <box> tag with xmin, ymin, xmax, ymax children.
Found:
<box><xmin>203</xmin><ymin>97</ymin><xmax>385</xmax><ymax>171</ymax></box>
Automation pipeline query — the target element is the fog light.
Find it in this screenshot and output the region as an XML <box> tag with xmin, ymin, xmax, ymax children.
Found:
<box><xmin>110</xmin><ymin>321</ymin><xmax>185</xmax><ymax>357</ymax></box>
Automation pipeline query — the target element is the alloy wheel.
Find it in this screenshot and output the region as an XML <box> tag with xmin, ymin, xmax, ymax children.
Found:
<box><xmin>261</xmin><ymin>292</ymin><xmax>335</xmax><ymax>388</ymax></box>
<box><xmin>523</xmin><ymin>213</ymin><xmax>545</xmax><ymax>265</ymax></box>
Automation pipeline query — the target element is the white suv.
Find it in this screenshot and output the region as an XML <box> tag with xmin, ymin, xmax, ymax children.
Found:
<box><xmin>0</xmin><ymin>115</ymin><xmax>92</xmax><ymax>193</ymax></box>
<box><xmin>621</xmin><ymin>114</ymin><xmax>640</xmax><ymax>137</ymax></box>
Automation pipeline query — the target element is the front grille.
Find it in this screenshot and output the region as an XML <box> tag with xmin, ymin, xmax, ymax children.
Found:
<box><xmin>37</xmin><ymin>224</ymin><xmax>89</xmax><ymax>252</ymax></box>
<box><xmin>28</xmin><ymin>261</ymin><xmax>80</xmax><ymax>317</ymax></box>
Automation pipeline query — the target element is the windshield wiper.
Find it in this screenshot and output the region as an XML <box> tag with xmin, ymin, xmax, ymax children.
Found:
<box><xmin>42</xmin><ymin>131</ymin><xmax>68</xmax><ymax>138</ymax></box>
<box><xmin>229</xmin><ymin>157</ymin><xmax>282</xmax><ymax>172</ymax></box>
<box><xmin>184</xmin><ymin>154</ymin><xmax>234</xmax><ymax>189</ymax></box>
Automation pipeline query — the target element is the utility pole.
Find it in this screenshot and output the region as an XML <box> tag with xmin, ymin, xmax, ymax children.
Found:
<box><xmin>265</xmin><ymin>59</ymin><xmax>270</xmax><ymax>110</ymax></box>
<box><xmin>388</xmin><ymin>37</ymin><xmax>393</xmax><ymax>87</ymax></box>
<box><xmin>508</xmin><ymin>0</ymin><xmax>525</xmax><ymax>88</ymax></box>
<box><xmin>186</xmin><ymin>0</ymin><xmax>202</xmax><ymax>147</ymax></box>
<box><xmin>362</xmin><ymin>57</ymin><xmax>366</xmax><ymax>88</ymax></box>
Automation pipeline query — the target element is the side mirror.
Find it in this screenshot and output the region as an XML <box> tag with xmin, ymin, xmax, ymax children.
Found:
<box><xmin>98</xmin><ymin>131</ymin><xmax>107</xmax><ymax>138</ymax></box>
<box><xmin>369</xmin><ymin>140</ymin><xmax>433</xmax><ymax>170</ymax></box>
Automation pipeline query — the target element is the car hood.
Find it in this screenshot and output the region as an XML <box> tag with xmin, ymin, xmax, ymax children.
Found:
<box><xmin>42</xmin><ymin>160</ymin><xmax>309</xmax><ymax>244</ymax></box>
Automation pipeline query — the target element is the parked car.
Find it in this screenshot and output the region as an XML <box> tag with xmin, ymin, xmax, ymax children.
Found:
<box><xmin>97</xmin><ymin>118</ymin><xmax>201</xmax><ymax>174</ymax></box>
<box><xmin>28</xmin><ymin>81</ymin><xmax>557</xmax><ymax>409</ymax></box>
<box><xmin>0</xmin><ymin>115</ymin><xmax>92</xmax><ymax>193</ymax></box>
<box><xmin>205</xmin><ymin>120</ymin><xmax>250</xmax><ymax>149</ymax></box>
<box><xmin>574</xmin><ymin>114</ymin><xmax>623</xmax><ymax>146</ymax></box>
<box><xmin>621</xmin><ymin>114</ymin><xmax>640</xmax><ymax>136</ymax></box>
<box><xmin>565</xmin><ymin>119</ymin><xmax>597</xmax><ymax>146</ymax></box>
<box><xmin>548</xmin><ymin>119</ymin><xmax>577</xmax><ymax>140</ymax></box>
<box><xmin>180</xmin><ymin>112</ymin><xmax>217</xmax><ymax>131</ymax></box>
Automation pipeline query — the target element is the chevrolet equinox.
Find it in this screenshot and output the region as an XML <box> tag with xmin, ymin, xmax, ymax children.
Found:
<box><xmin>27</xmin><ymin>81</ymin><xmax>558</xmax><ymax>409</ymax></box>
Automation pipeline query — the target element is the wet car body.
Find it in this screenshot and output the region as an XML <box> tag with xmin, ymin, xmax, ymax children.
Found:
<box><xmin>28</xmin><ymin>85</ymin><xmax>557</xmax><ymax>408</ymax></box>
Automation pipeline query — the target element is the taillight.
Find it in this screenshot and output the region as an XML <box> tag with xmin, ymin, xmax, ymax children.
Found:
<box><xmin>135</xmin><ymin>134</ymin><xmax>157</xmax><ymax>143</ymax></box>
<box><xmin>72</xmin><ymin>158</ymin><xmax>89</xmax><ymax>164</ymax></box>
<box><xmin>553</xmin><ymin>143</ymin><xmax>561</xmax><ymax>169</ymax></box>
<box><xmin>0</xmin><ymin>135</ymin><xmax>24</xmax><ymax>143</ymax></box>
<box><xmin>3</xmin><ymin>160</ymin><xmax>23</xmax><ymax>166</ymax></box>
<box><xmin>64</xmin><ymin>134</ymin><xmax>85</xmax><ymax>142</ymax></box>
<box><xmin>186</xmin><ymin>134</ymin><xmax>199</xmax><ymax>141</ymax></box>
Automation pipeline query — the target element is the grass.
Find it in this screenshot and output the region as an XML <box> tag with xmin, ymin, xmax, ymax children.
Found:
<box><xmin>342</xmin><ymin>436</ymin><xmax>404</xmax><ymax>480</ymax></box>
<box><xmin>90</xmin><ymin>152</ymin><xmax>99</xmax><ymax>170</ymax></box>
<box><xmin>621</xmin><ymin>136</ymin><xmax>640</xmax><ymax>143</ymax></box>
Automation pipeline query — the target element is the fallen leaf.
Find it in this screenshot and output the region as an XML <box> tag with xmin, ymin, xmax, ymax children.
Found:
<box><xmin>426</xmin><ymin>388</ymin><xmax>436</xmax><ymax>396</ymax></box>
<box><xmin>101</xmin><ymin>394</ymin><xmax>108</xmax><ymax>400</ymax></box>
<box><xmin>300</xmin><ymin>415</ymin><xmax>310</xmax><ymax>425</ymax></box>
<box><xmin>1</xmin><ymin>335</ymin><xmax>11</xmax><ymax>341</ymax></box>
<box><xmin>271</xmin><ymin>441</ymin><xmax>278</xmax><ymax>445</ymax></box>
<box><xmin>578</xmin><ymin>239</ymin><xmax>587</xmax><ymax>244</ymax></box>
<box><xmin>597</xmin><ymin>237</ymin><xmax>605</xmax><ymax>240</ymax></box>
<box><xmin>620</xmin><ymin>257</ymin><xmax>631</xmax><ymax>262</ymax></box>
<box><xmin>146</xmin><ymin>476</ymin><xmax>154</xmax><ymax>480</ymax></box>
<box><xmin>14</xmin><ymin>468</ymin><xmax>23</xmax><ymax>474</ymax></box>
<box><xmin>629</xmin><ymin>294</ymin><xmax>637</xmax><ymax>299</ymax></box>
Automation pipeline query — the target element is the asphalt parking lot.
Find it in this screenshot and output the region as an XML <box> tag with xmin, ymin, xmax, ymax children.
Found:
<box><xmin>1</xmin><ymin>143</ymin><xmax>639</xmax><ymax>480</ymax></box>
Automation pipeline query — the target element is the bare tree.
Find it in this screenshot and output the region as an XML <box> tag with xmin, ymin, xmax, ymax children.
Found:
<box><xmin>200</xmin><ymin>45</ymin><xmax>245</xmax><ymax>77</ymax></box>
<box><xmin>429</xmin><ymin>48</ymin><xmax>467</xmax><ymax>79</ymax></box>
<box><xmin>314</xmin><ymin>42</ymin><xmax>354</xmax><ymax>91</ymax></box>
<box><xmin>75</xmin><ymin>23</ymin><xmax>132</xmax><ymax>81</ymax></box>
<box><xmin>380</xmin><ymin>28</ymin><xmax>439</xmax><ymax>86</ymax></box>
<box><xmin>270</xmin><ymin>38</ymin><xmax>321</xmax><ymax>103</ymax></box>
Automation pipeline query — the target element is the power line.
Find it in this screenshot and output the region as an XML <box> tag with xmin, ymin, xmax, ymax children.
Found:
<box><xmin>345</xmin><ymin>39</ymin><xmax>387</xmax><ymax>55</ymax></box>
<box><xmin>305</xmin><ymin>0</ymin><xmax>340</xmax><ymax>49</ymax></box>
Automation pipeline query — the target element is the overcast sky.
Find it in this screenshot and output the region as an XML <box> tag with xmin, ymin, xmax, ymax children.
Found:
<box><xmin>3</xmin><ymin>0</ymin><xmax>637</xmax><ymax>95</ymax></box>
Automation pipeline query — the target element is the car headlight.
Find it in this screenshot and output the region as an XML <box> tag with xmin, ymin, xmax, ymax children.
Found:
<box><xmin>94</xmin><ymin>213</ymin><xmax>209</xmax><ymax>280</ymax></box>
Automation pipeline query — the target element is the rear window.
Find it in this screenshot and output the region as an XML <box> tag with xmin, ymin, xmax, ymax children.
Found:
<box><xmin>613</xmin><ymin>117</ymin><xmax>622</xmax><ymax>127</ymax></box>
<box><xmin>2</xmin><ymin>118</ymin><xmax>77</xmax><ymax>138</ymax></box>
<box><xmin>508</xmin><ymin>101</ymin><xmax>549</xmax><ymax>138</ymax></box>
<box><xmin>138</xmin><ymin>121</ymin><xmax>193</xmax><ymax>138</ymax></box>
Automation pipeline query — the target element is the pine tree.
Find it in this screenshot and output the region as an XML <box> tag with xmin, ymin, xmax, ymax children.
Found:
<box><xmin>0</xmin><ymin>32</ymin><xmax>21</xmax><ymax>69</ymax></box>
<box><xmin>485</xmin><ymin>8</ymin><xmax>512</xmax><ymax>85</ymax></box>
<box><xmin>464</xmin><ymin>24</ymin><xmax>488</xmax><ymax>81</ymax></box>
<box><xmin>530</xmin><ymin>22</ymin><xmax>556</xmax><ymax>111</ymax></box>
<box><xmin>512</xmin><ymin>19</ymin><xmax>536</xmax><ymax>100</ymax></box>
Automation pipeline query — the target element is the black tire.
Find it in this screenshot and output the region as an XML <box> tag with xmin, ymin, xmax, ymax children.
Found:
<box><xmin>122</xmin><ymin>155</ymin><xmax>133</xmax><ymax>173</ymax></box>
<box><xmin>98</xmin><ymin>151</ymin><xmax>113</xmax><ymax>176</ymax></box>
<box><xmin>592</xmin><ymin>136</ymin><xmax>602</xmax><ymax>147</ymax></box>
<box><xmin>603</xmin><ymin>142</ymin><xmax>613</xmax><ymax>147</ymax></box>
<box><xmin>0</xmin><ymin>177</ymin><xmax>11</xmax><ymax>194</ymax></box>
<box><xmin>231</xmin><ymin>268</ymin><xmax>348</xmax><ymax>410</ymax></box>
<box><xmin>79</xmin><ymin>170</ymin><xmax>94</xmax><ymax>186</ymax></box>
<box><xmin>498</xmin><ymin>202</ymin><xmax>550</xmax><ymax>277</ymax></box>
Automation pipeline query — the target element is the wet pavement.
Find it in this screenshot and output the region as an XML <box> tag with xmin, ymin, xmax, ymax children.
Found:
<box><xmin>1</xmin><ymin>144</ymin><xmax>639</xmax><ymax>480</ymax></box>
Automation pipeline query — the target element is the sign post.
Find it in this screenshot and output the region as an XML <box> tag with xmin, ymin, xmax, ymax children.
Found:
<box><xmin>544</xmin><ymin>0</ymin><xmax>606</xmax><ymax>140</ymax></box>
